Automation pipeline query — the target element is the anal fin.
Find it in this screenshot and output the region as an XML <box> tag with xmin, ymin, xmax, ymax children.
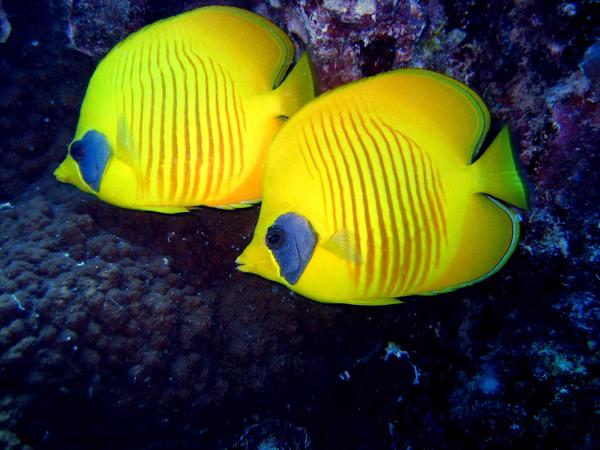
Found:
<box><xmin>138</xmin><ymin>205</ymin><xmax>191</xmax><ymax>214</ymax></box>
<box><xmin>214</xmin><ymin>199</ymin><xmax>261</xmax><ymax>210</ymax></box>
<box><xmin>425</xmin><ymin>194</ymin><xmax>520</xmax><ymax>294</ymax></box>
<box><xmin>341</xmin><ymin>297</ymin><xmax>403</xmax><ymax>306</ymax></box>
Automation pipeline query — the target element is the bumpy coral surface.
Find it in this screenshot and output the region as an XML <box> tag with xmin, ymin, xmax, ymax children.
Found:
<box><xmin>0</xmin><ymin>0</ymin><xmax>597</xmax><ymax>449</ymax></box>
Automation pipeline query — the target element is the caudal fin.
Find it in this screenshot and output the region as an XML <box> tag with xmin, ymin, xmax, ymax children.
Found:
<box><xmin>276</xmin><ymin>52</ymin><xmax>316</xmax><ymax>118</ymax></box>
<box><xmin>472</xmin><ymin>125</ymin><xmax>530</xmax><ymax>209</ymax></box>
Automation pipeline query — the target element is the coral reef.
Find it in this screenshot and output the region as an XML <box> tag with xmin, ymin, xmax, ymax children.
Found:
<box><xmin>0</xmin><ymin>187</ymin><xmax>399</xmax><ymax>448</ymax></box>
<box><xmin>0</xmin><ymin>1</ymin><xmax>93</xmax><ymax>201</ymax></box>
<box><xmin>66</xmin><ymin>0</ymin><xmax>147</xmax><ymax>57</ymax></box>
<box><xmin>0</xmin><ymin>0</ymin><xmax>597</xmax><ymax>449</ymax></box>
<box><xmin>233</xmin><ymin>419</ymin><xmax>311</xmax><ymax>449</ymax></box>
<box><xmin>255</xmin><ymin>0</ymin><xmax>446</xmax><ymax>89</ymax></box>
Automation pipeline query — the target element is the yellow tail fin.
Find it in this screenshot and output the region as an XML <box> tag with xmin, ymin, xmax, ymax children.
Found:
<box><xmin>472</xmin><ymin>125</ymin><xmax>530</xmax><ymax>209</ymax></box>
<box><xmin>275</xmin><ymin>52</ymin><xmax>316</xmax><ymax>118</ymax></box>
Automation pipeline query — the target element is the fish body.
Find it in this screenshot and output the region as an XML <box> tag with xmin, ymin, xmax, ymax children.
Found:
<box><xmin>54</xmin><ymin>6</ymin><xmax>315</xmax><ymax>213</ymax></box>
<box><xmin>237</xmin><ymin>69</ymin><xmax>529</xmax><ymax>305</ymax></box>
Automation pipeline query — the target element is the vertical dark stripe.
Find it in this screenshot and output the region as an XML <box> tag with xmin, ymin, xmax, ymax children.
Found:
<box><xmin>421</xmin><ymin>150</ymin><xmax>442</xmax><ymax>268</ymax></box>
<box><xmin>408</xmin><ymin>138</ymin><xmax>435</xmax><ymax>287</ymax></box>
<box><xmin>195</xmin><ymin>55</ymin><xmax>213</xmax><ymax>200</ymax></box>
<box><xmin>301</xmin><ymin>127</ymin><xmax>329</xmax><ymax>214</ymax></box>
<box><xmin>126</xmin><ymin>45</ymin><xmax>136</xmax><ymax>159</ymax></box>
<box><xmin>173</xmin><ymin>41</ymin><xmax>191</xmax><ymax>202</ymax></box>
<box><xmin>381</xmin><ymin>123</ymin><xmax>421</xmax><ymax>294</ymax></box>
<box><xmin>431</xmin><ymin>164</ymin><xmax>448</xmax><ymax>245</ymax></box>
<box><xmin>319</xmin><ymin>113</ymin><xmax>346</xmax><ymax>233</ymax></box>
<box><xmin>347</xmin><ymin>110</ymin><xmax>385</xmax><ymax>292</ymax></box>
<box><xmin>157</xmin><ymin>40</ymin><xmax>167</xmax><ymax>201</ymax></box>
<box><xmin>298</xmin><ymin>138</ymin><xmax>316</xmax><ymax>179</ymax></box>
<box><xmin>309</xmin><ymin>120</ymin><xmax>339</xmax><ymax>230</ymax></box>
<box><xmin>180</xmin><ymin>45</ymin><xmax>202</xmax><ymax>201</ymax></box>
<box><xmin>165</xmin><ymin>41</ymin><xmax>179</xmax><ymax>201</ymax></box>
<box><xmin>227</xmin><ymin>72</ymin><xmax>244</xmax><ymax>178</ymax></box>
<box><xmin>360</xmin><ymin>114</ymin><xmax>399</xmax><ymax>297</ymax></box>
<box><xmin>217</xmin><ymin>64</ymin><xmax>236</xmax><ymax>182</ymax></box>
<box><xmin>329</xmin><ymin>111</ymin><xmax>362</xmax><ymax>284</ymax></box>
<box><xmin>108</xmin><ymin>52</ymin><xmax>120</xmax><ymax>97</ymax></box>
<box><xmin>209</xmin><ymin>59</ymin><xmax>224</xmax><ymax>199</ymax></box>
<box><xmin>145</xmin><ymin>42</ymin><xmax>155</xmax><ymax>197</ymax></box>
<box><xmin>137</xmin><ymin>40</ymin><xmax>146</xmax><ymax>194</ymax></box>
<box><xmin>302</xmin><ymin>124</ymin><xmax>321</xmax><ymax>176</ymax></box>
<box><xmin>339</xmin><ymin>110</ymin><xmax>373</xmax><ymax>291</ymax></box>
<box><xmin>118</xmin><ymin>48</ymin><xmax>129</xmax><ymax>118</ymax></box>
<box><xmin>371</xmin><ymin>117</ymin><xmax>410</xmax><ymax>296</ymax></box>
<box><xmin>404</xmin><ymin>135</ymin><xmax>431</xmax><ymax>290</ymax></box>
<box><xmin>238</xmin><ymin>91</ymin><xmax>247</xmax><ymax>130</ymax></box>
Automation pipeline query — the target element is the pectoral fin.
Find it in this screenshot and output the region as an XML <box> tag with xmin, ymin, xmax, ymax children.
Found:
<box><xmin>323</xmin><ymin>229</ymin><xmax>362</xmax><ymax>264</ymax></box>
<box><xmin>117</xmin><ymin>115</ymin><xmax>138</xmax><ymax>169</ymax></box>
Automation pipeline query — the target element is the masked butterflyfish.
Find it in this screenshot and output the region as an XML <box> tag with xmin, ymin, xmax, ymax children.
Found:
<box><xmin>236</xmin><ymin>69</ymin><xmax>530</xmax><ymax>305</ymax></box>
<box><xmin>54</xmin><ymin>6</ymin><xmax>315</xmax><ymax>213</ymax></box>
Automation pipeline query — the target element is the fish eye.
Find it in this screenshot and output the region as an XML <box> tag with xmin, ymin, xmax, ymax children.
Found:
<box><xmin>70</xmin><ymin>141</ymin><xmax>85</xmax><ymax>161</ymax></box>
<box><xmin>266</xmin><ymin>226</ymin><xmax>286</xmax><ymax>249</ymax></box>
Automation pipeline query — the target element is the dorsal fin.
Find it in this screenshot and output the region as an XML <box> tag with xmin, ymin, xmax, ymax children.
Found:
<box><xmin>352</xmin><ymin>69</ymin><xmax>491</xmax><ymax>164</ymax></box>
<box><xmin>141</xmin><ymin>6</ymin><xmax>294</xmax><ymax>89</ymax></box>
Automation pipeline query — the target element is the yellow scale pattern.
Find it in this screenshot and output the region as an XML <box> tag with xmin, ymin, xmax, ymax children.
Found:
<box><xmin>111</xmin><ymin>38</ymin><xmax>247</xmax><ymax>207</ymax></box>
<box><xmin>300</xmin><ymin>107</ymin><xmax>449</xmax><ymax>298</ymax></box>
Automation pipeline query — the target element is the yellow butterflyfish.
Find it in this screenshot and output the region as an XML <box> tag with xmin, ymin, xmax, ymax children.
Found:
<box><xmin>236</xmin><ymin>69</ymin><xmax>530</xmax><ymax>305</ymax></box>
<box><xmin>54</xmin><ymin>6</ymin><xmax>315</xmax><ymax>213</ymax></box>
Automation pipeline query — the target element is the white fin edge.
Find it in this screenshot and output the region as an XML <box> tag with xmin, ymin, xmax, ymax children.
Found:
<box><xmin>214</xmin><ymin>199</ymin><xmax>261</xmax><ymax>210</ymax></box>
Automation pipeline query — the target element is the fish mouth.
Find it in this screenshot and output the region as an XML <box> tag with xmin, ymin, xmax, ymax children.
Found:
<box><xmin>235</xmin><ymin>246</ymin><xmax>273</xmax><ymax>277</ymax></box>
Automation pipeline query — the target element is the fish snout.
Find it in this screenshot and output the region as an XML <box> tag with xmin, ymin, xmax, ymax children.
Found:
<box><xmin>54</xmin><ymin>156</ymin><xmax>78</xmax><ymax>184</ymax></box>
<box><xmin>235</xmin><ymin>242</ymin><xmax>275</xmax><ymax>278</ymax></box>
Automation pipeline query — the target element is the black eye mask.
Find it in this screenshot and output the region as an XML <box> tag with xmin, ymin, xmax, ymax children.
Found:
<box><xmin>70</xmin><ymin>130</ymin><xmax>111</xmax><ymax>192</ymax></box>
<box><xmin>266</xmin><ymin>212</ymin><xmax>317</xmax><ymax>285</ymax></box>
